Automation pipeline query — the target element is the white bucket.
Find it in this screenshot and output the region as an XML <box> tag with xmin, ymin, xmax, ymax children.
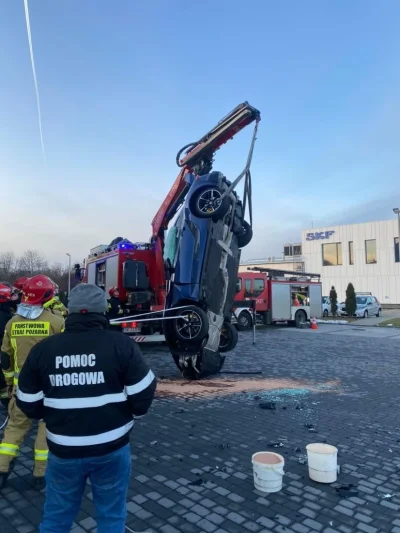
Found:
<box><xmin>306</xmin><ymin>443</ymin><xmax>338</xmax><ymax>483</ymax></box>
<box><xmin>252</xmin><ymin>452</ymin><xmax>285</xmax><ymax>493</ymax></box>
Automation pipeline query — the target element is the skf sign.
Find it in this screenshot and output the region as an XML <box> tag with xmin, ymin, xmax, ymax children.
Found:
<box><xmin>306</xmin><ymin>230</ymin><xmax>335</xmax><ymax>241</ymax></box>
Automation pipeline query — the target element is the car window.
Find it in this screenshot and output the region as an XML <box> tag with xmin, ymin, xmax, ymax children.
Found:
<box><xmin>253</xmin><ymin>278</ymin><xmax>265</xmax><ymax>296</ymax></box>
<box><xmin>244</xmin><ymin>279</ymin><xmax>252</xmax><ymax>297</ymax></box>
<box><xmin>236</xmin><ymin>278</ymin><xmax>242</xmax><ymax>293</ymax></box>
<box><xmin>356</xmin><ymin>296</ymin><xmax>367</xmax><ymax>305</ymax></box>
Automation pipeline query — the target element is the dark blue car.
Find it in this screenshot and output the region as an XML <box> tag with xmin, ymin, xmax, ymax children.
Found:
<box><xmin>163</xmin><ymin>170</ymin><xmax>252</xmax><ymax>377</ymax></box>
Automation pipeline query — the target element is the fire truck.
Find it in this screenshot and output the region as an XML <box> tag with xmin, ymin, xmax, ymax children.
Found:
<box><xmin>233</xmin><ymin>268</ymin><xmax>322</xmax><ymax>329</ymax></box>
<box><xmin>81</xmin><ymin>102</ymin><xmax>261</xmax><ymax>378</ymax></box>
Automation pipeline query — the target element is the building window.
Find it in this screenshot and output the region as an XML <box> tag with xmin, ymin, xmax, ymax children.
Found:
<box><xmin>284</xmin><ymin>244</ymin><xmax>302</xmax><ymax>257</ymax></box>
<box><xmin>365</xmin><ymin>239</ymin><xmax>377</xmax><ymax>264</ymax></box>
<box><xmin>293</xmin><ymin>244</ymin><xmax>302</xmax><ymax>256</ymax></box>
<box><xmin>284</xmin><ymin>245</ymin><xmax>292</xmax><ymax>257</ymax></box>
<box><xmin>395</xmin><ymin>238</ymin><xmax>399</xmax><ymax>263</ymax></box>
<box><xmin>349</xmin><ymin>241</ymin><xmax>354</xmax><ymax>265</ymax></box>
<box><xmin>253</xmin><ymin>278</ymin><xmax>265</xmax><ymax>296</ymax></box>
<box><xmin>322</xmin><ymin>243</ymin><xmax>342</xmax><ymax>266</ymax></box>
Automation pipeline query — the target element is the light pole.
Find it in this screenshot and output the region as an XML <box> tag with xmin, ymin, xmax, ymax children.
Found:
<box><xmin>393</xmin><ymin>208</ymin><xmax>400</xmax><ymax>262</ymax></box>
<box><xmin>66</xmin><ymin>253</ymin><xmax>71</xmax><ymax>295</ymax></box>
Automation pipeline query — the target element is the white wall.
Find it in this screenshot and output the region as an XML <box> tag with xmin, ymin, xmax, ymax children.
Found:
<box><xmin>302</xmin><ymin>220</ymin><xmax>400</xmax><ymax>304</ymax></box>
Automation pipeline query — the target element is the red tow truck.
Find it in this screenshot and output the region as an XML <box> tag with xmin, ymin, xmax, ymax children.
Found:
<box><xmin>233</xmin><ymin>268</ymin><xmax>323</xmax><ymax>329</ymax></box>
<box><xmin>80</xmin><ymin>103</ymin><xmax>261</xmax><ymax>376</ymax></box>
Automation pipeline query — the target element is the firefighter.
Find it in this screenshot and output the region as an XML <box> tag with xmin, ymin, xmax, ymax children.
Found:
<box><xmin>0</xmin><ymin>275</ymin><xmax>64</xmax><ymax>490</ymax></box>
<box><xmin>43</xmin><ymin>283</ymin><xmax>68</xmax><ymax>317</ymax></box>
<box><xmin>0</xmin><ymin>284</ymin><xmax>14</xmax><ymax>410</ymax></box>
<box><xmin>107</xmin><ymin>286</ymin><xmax>124</xmax><ymax>320</ymax></box>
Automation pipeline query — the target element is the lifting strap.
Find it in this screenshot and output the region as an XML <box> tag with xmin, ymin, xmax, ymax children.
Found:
<box><xmin>219</xmin><ymin>119</ymin><xmax>259</xmax><ymax>228</ymax></box>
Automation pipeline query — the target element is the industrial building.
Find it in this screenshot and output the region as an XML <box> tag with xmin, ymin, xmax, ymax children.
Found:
<box><xmin>240</xmin><ymin>217</ymin><xmax>400</xmax><ymax>305</ymax></box>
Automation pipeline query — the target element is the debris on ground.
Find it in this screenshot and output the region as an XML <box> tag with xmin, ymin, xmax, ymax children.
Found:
<box><xmin>298</xmin><ymin>455</ymin><xmax>308</xmax><ymax>465</ymax></box>
<box><xmin>259</xmin><ymin>401</ymin><xmax>276</xmax><ymax>410</ymax></box>
<box><xmin>157</xmin><ymin>377</ymin><xmax>341</xmax><ymax>399</ymax></box>
<box><xmin>335</xmin><ymin>484</ymin><xmax>359</xmax><ymax>498</ymax></box>
<box><xmin>304</xmin><ymin>423</ymin><xmax>318</xmax><ymax>432</ymax></box>
<box><xmin>189</xmin><ymin>478</ymin><xmax>204</xmax><ymax>486</ymax></box>
<box><xmin>150</xmin><ymin>440</ymin><xmax>157</xmax><ymax>446</ymax></box>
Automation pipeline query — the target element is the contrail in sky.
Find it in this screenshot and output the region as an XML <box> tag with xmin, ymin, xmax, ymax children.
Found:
<box><xmin>23</xmin><ymin>0</ymin><xmax>46</xmax><ymax>163</ymax></box>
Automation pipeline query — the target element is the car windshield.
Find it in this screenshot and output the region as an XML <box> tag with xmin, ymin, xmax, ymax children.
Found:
<box><xmin>356</xmin><ymin>297</ymin><xmax>367</xmax><ymax>305</ymax></box>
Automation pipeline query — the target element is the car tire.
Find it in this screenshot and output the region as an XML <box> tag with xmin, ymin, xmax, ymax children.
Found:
<box><xmin>219</xmin><ymin>322</ymin><xmax>239</xmax><ymax>353</ymax></box>
<box><xmin>363</xmin><ymin>311</ymin><xmax>368</xmax><ymax>318</ymax></box>
<box><xmin>170</xmin><ymin>305</ymin><xmax>209</xmax><ymax>345</ymax></box>
<box><xmin>323</xmin><ymin>309</ymin><xmax>329</xmax><ymax>317</ymax></box>
<box><xmin>376</xmin><ymin>309</ymin><xmax>380</xmax><ymax>317</ymax></box>
<box><xmin>189</xmin><ymin>186</ymin><xmax>230</xmax><ymax>220</ymax></box>
<box><xmin>295</xmin><ymin>310</ymin><xmax>307</xmax><ymax>328</ymax></box>
<box><xmin>237</xmin><ymin>221</ymin><xmax>253</xmax><ymax>248</ymax></box>
<box><xmin>236</xmin><ymin>310</ymin><xmax>253</xmax><ymax>331</ymax></box>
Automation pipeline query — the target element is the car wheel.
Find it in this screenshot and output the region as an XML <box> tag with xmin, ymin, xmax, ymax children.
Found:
<box><xmin>236</xmin><ymin>310</ymin><xmax>253</xmax><ymax>331</ymax></box>
<box><xmin>363</xmin><ymin>311</ymin><xmax>368</xmax><ymax>318</ymax></box>
<box><xmin>376</xmin><ymin>309</ymin><xmax>381</xmax><ymax>317</ymax></box>
<box><xmin>237</xmin><ymin>221</ymin><xmax>253</xmax><ymax>248</ymax></box>
<box><xmin>295</xmin><ymin>310</ymin><xmax>307</xmax><ymax>328</ymax></box>
<box><xmin>323</xmin><ymin>309</ymin><xmax>328</xmax><ymax>317</ymax></box>
<box><xmin>171</xmin><ymin>306</ymin><xmax>209</xmax><ymax>345</ymax></box>
<box><xmin>189</xmin><ymin>186</ymin><xmax>230</xmax><ymax>220</ymax></box>
<box><xmin>219</xmin><ymin>322</ymin><xmax>239</xmax><ymax>353</ymax></box>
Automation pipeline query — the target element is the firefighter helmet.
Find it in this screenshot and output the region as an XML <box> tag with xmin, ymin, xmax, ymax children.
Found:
<box><xmin>14</xmin><ymin>276</ymin><xmax>29</xmax><ymax>290</ymax></box>
<box><xmin>0</xmin><ymin>284</ymin><xmax>12</xmax><ymax>303</ymax></box>
<box><xmin>22</xmin><ymin>275</ymin><xmax>55</xmax><ymax>306</ymax></box>
<box><xmin>109</xmin><ymin>287</ymin><xmax>118</xmax><ymax>297</ymax></box>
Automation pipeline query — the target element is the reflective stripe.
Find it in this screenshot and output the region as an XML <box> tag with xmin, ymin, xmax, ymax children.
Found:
<box><xmin>44</xmin><ymin>393</ymin><xmax>127</xmax><ymax>410</ymax></box>
<box><xmin>16</xmin><ymin>388</ymin><xmax>44</xmax><ymax>403</ymax></box>
<box><xmin>46</xmin><ymin>421</ymin><xmax>134</xmax><ymax>447</ymax></box>
<box><xmin>3</xmin><ymin>371</ymin><xmax>14</xmax><ymax>378</ymax></box>
<box><xmin>34</xmin><ymin>449</ymin><xmax>48</xmax><ymax>461</ymax></box>
<box><xmin>13</xmin><ymin>378</ymin><xmax>18</xmax><ymax>385</ymax></box>
<box><xmin>125</xmin><ymin>370</ymin><xmax>155</xmax><ymax>396</ymax></box>
<box><xmin>0</xmin><ymin>443</ymin><xmax>19</xmax><ymax>457</ymax></box>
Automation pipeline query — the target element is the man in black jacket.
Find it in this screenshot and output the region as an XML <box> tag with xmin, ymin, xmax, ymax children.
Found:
<box><xmin>16</xmin><ymin>283</ymin><xmax>157</xmax><ymax>533</ymax></box>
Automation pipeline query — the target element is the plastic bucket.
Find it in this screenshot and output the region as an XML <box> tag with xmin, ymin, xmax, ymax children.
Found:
<box><xmin>306</xmin><ymin>443</ymin><xmax>338</xmax><ymax>483</ymax></box>
<box><xmin>252</xmin><ymin>452</ymin><xmax>285</xmax><ymax>493</ymax></box>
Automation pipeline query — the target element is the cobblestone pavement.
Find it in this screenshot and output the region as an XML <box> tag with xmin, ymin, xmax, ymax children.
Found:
<box><xmin>1</xmin><ymin>326</ymin><xmax>400</xmax><ymax>533</ymax></box>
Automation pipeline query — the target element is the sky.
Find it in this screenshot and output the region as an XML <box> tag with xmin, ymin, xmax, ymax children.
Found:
<box><xmin>1</xmin><ymin>0</ymin><xmax>399</xmax><ymax>267</ymax></box>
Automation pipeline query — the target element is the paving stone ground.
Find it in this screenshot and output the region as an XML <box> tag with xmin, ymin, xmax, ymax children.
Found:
<box><xmin>1</xmin><ymin>325</ymin><xmax>400</xmax><ymax>533</ymax></box>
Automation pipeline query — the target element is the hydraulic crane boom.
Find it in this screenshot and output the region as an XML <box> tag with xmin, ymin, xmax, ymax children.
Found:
<box><xmin>151</xmin><ymin>102</ymin><xmax>261</xmax><ymax>240</ymax></box>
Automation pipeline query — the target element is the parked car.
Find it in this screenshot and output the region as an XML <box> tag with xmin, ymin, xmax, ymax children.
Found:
<box><xmin>338</xmin><ymin>294</ymin><xmax>381</xmax><ymax>318</ymax></box>
<box><xmin>163</xmin><ymin>170</ymin><xmax>252</xmax><ymax>377</ymax></box>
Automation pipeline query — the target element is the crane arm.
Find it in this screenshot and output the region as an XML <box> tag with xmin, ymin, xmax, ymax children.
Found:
<box><xmin>151</xmin><ymin>101</ymin><xmax>261</xmax><ymax>239</ymax></box>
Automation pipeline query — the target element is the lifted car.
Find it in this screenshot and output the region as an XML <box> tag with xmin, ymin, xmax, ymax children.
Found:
<box><xmin>163</xmin><ymin>170</ymin><xmax>250</xmax><ymax>378</ymax></box>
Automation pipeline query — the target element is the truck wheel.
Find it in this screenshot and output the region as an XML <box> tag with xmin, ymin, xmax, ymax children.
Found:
<box><xmin>295</xmin><ymin>310</ymin><xmax>307</xmax><ymax>328</ymax></box>
<box><xmin>219</xmin><ymin>322</ymin><xmax>239</xmax><ymax>353</ymax></box>
<box><xmin>171</xmin><ymin>306</ymin><xmax>209</xmax><ymax>345</ymax></box>
<box><xmin>189</xmin><ymin>186</ymin><xmax>230</xmax><ymax>220</ymax></box>
<box><xmin>323</xmin><ymin>309</ymin><xmax>328</xmax><ymax>317</ymax></box>
<box><xmin>236</xmin><ymin>310</ymin><xmax>252</xmax><ymax>331</ymax></box>
<box><xmin>237</xmin><ymin>221</ymin><xmax>253</xmax><ymax>248</ymax></box>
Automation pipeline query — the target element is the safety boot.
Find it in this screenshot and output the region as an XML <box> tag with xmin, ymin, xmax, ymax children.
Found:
<box><xmin>0</xmin><ymin>472</ymin><xmax>9</xmax><ymax>490</ymax></box>
<box><xmin>33</xmin><ymin>476</ymin><xmax>46</xmax><ymax>491</ymax></box>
